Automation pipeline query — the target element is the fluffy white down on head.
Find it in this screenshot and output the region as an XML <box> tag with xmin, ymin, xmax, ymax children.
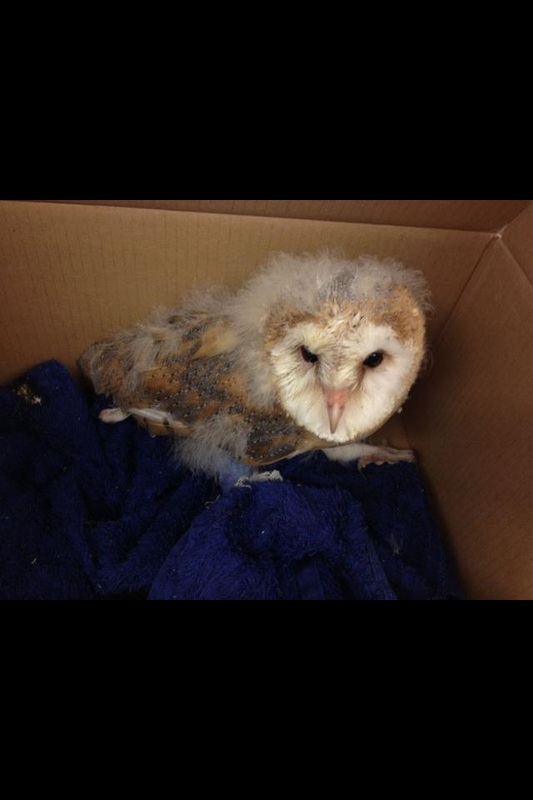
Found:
<box><xmin>229</xmin><ymin>251</ymin><xmax>430</xmax><ymax>334</ymax></box>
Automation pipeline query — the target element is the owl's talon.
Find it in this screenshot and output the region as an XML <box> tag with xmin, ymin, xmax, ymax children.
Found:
<box><xmin>357</xmin><ymin>446</ymin><xmax>415</xmax><ymax>470</ymax></box>
<box><xmin>235</xmin><ymin>469</ymin><xmax>284</xmax><ymax>487</ymax></box>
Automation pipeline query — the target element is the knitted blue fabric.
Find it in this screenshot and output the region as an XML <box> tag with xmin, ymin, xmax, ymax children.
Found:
<box><xmin>0</xmin><ymin>360</ymin><xmax>463</xmax><ymax>600</ymax></box>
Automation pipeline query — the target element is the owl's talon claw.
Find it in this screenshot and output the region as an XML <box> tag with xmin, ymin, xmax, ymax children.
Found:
<box><xmin>357</xmin><ymin>447</ymin><xmax>415</xmax><ymax>470</ymax></box>
<box><xmin>235</xmin><ymin>469</ymin><xmax>284</xmax><ymax>487</ymax></box>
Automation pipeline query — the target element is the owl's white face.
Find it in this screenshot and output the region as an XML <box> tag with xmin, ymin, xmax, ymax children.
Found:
<box><xmin>266</xmin><ymin>298</ymin><xmax>425</xmax><ymax>443</ymax></box>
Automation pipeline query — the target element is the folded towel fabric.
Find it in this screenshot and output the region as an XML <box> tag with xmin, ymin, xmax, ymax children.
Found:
<box><xmin>0</xmin><ymin>360</ymin><xmax>462</xmax><ymax>600</ymax></box>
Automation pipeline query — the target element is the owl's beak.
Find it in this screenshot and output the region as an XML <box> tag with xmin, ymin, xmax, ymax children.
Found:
<box><xmin>325</xmin><ymin>388</ymin><xmax>349</xmax><ymax>434</ymax></box>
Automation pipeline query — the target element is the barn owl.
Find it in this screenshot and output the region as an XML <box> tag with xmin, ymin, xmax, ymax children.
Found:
<box><xmin>80</xmin><ymin>251</ymin><xmax>431</xmax><ymax>489</ymax></box>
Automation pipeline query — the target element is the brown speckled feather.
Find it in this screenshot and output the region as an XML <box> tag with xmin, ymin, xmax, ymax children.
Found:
<box><xmin>80</xmin><ymin>314</ymin><xmax>328</xmax><ymax>467</ymax></box>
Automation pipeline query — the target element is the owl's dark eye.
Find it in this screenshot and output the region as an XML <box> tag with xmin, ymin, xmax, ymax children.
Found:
<box><xmin>363</xmin><ymin>351</ymin><xmax>384</xmax><ymax>368</ymax></box>
<box><xmin>301</xmin><ymin>346</ymin><xmax>319</xmax><ymax>364</ymax></box>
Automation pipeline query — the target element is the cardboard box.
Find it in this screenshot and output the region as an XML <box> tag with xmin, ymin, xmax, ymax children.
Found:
<box><xmin>1</xmin><ymin>199</ymin><xmax>531</xmax><ymax>599</ymax></box>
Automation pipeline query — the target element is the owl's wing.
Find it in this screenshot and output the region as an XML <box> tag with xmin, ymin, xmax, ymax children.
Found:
<box><xmin>80</xmin><ymin>313</ymin><xmax>334</xmax><ymax>468</ymax></box>
<box><xmin>78</xmin><ymin>338</ymin><xmax>126</xmax><ymax>398</ymax></box>
<box><xmin>79</xmin><ymin>312</ymin><xmax>240</xmax><ymax>424</ymax></box>
<box><xmin>79</xmin><ymin>307</ymin><xmax>232</xmax><ymax>394</ymax></box>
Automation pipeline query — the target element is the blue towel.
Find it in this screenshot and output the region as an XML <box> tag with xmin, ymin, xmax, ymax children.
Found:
<box><xmin>0</xmin><ymin>360</ymin><xmax>463</xmax><ymax>600</ymax></box>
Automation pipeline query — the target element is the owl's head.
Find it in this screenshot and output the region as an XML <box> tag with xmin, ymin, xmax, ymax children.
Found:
<box><xmin>234</xmin><ymin>251</ymin><xmax>431</xmax><ymax>443</ymax></box>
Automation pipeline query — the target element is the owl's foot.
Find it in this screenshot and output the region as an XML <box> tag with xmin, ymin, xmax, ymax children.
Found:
<box><xmin>218</xmin><ymin>463</ymin><xmax>284</xmax><ymax>493</ymax></box>
<box><xmin>235</xmin><ymin>469</ymin><xmax>284</xmax><ymax>487</ymax></box>
<box><xmin>356</xmin><ymin>445</ymin><xmax>415</xmax><ymax>470</ymax></box>
<box><xmin>323</xmin><ymin>441</ymin><xmax>415</xmax><ymax>469</ymax></box>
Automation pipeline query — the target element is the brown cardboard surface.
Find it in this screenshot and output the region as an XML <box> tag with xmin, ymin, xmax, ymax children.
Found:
<box><xmin>0</xmin><ymin>200</ymin><xmax>488</xmax><ymax>384</ymax></box>
<box><xmin>367</xmin><ymin>413</ymin><xmax>410</xmax><ymax>450</ymax></box>
<box><xmin>502</xmin><ymin>201</ymin><xmax>533</xmax><ymax>284</ymax></box>
<box><xmin>3</xmin><ymin>198</ymin><xmax>533</xmax><ymax>598</ymax></box>
<box><xmin>403</xmin><ymin>239</ymin><xmax>533</xmax><ymax>599</ymax></box>
<box><xmin>42</xmin><ymin>199</ymin><xmax>531</xmax><ymax>232</ymax></box>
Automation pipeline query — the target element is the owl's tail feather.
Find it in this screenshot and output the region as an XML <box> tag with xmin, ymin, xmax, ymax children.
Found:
<box><xmin>78</xmin><ymin>338</ymin><xmax>124</xmax><ymax>397</ymax></box>
<box><xmin>97</xmin><ymin>405</ymin><xmax>188</xmax><ymax>439</ymax></box>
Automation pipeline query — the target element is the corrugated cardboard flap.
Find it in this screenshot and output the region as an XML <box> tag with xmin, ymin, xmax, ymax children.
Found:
<box><xmin>41</xmin><ymin>199</ymin><xmax>531</xmax><ymax>232</ymax></box>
